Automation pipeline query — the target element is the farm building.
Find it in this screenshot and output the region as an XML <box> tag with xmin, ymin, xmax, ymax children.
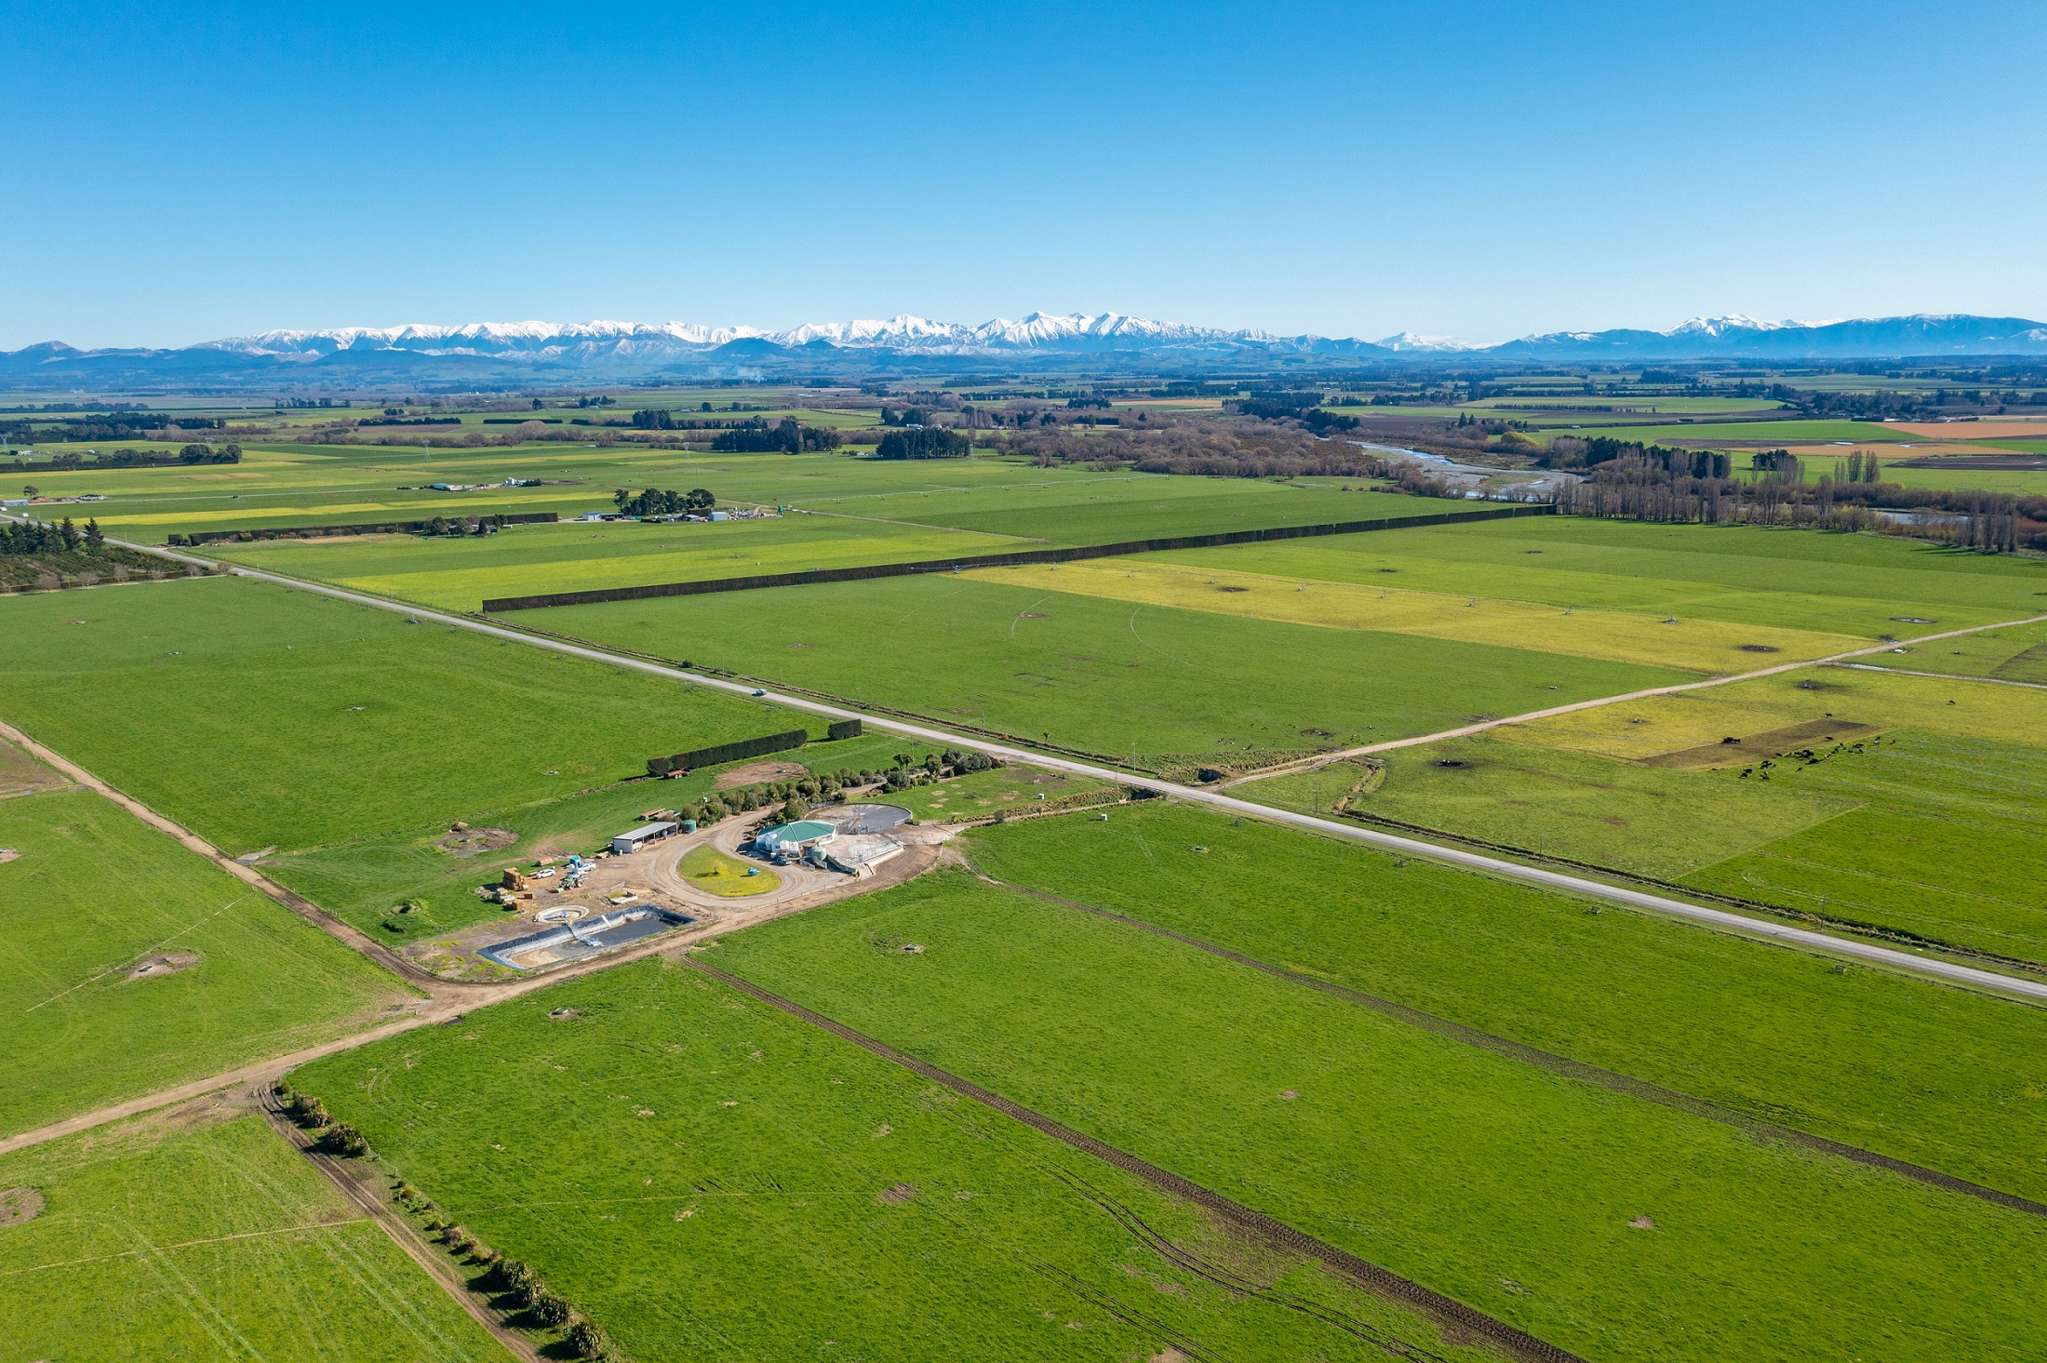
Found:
<box><xmin>753</xmin><ymin>819</ymin><xmax>836</xmax><ymax>856</ymax></box>
<box><xmin>610</xmin><ymin>821</ymin><xmax>679</xmax><ymax>855</ymax></box>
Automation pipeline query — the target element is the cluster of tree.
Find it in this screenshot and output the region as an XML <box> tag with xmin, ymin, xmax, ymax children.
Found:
<box><xmin>1298</xmin><ymin>408</ymin><xmax>1361</xmax><ymax>434</ymax></box>
<box><xmin>709</xmin><ymin>416</ymin><xmax>842</xmax><ymax>453</ymax></box>
<box><xmin>678</xmin><ymin>751</ymin><xmax>1000</xmax><ymax>827</ymax></box>
<box><xmin>990</xmin><ymin>422</ymin><xmax>1395</xmax><ymax>480</ymax></box>
<box><xmin>1230</xmin><ymin>391</ymin><xmax>1326</xmax><ymax>423</ymax></box>
<box><xmin>179</xmin><ymin>442</ymin><xmax>242</xmax><ymax>463</ymax></box>
<box><xmin>420</xmin><ymin>515</ymin><xmax>505</xmax><ymax>537</ymax></box>
<box><xmin>1835</xmin><ymin>449</ymin><xmax>1884</xmax><ymax>483</ymax></box>
<box><xmin>2</xmin><ymin>517</ymin><xmax>103</xmax><ymax>554</ymax></box>
<box><xmin>630</xmin><ymin>408</ymin><xmax>683</xmax><ymax>429</ymax></box>
<box><xmin>875</xmin><ymin>426</ymin><xmax>971</xmax><ymax>460</ymax></box>
<box><xmin>1542</xmin><ymin>436</ymin><xmax>1732</xmax><ymax>478</ymax></box>
<box><xmin>612</xmin><ymin>486</ymin><xmax>715</xmax><ymax>517</ymax></box>
<box><xmin>1556</xmin><ymin>453</ymin><xmax>2039</xmax><ymax>552</ymax></box>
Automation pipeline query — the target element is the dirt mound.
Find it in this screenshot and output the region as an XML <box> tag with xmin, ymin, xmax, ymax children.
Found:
<box><xmin>716</xmin><ymin>760</ymin><xmax>807</xmax><ymax>789</ymax></box>
<box><xmin>0</xmin><ymin>1188</ymin><xmax>44</xmax><ymax>1227</ymax></box>
<box><xmin>126</xmin><ymin>950</ymin><xmax>201</xmax><ymax>980</ymax></box>
<box><xmin>876</xmin><ymin>1182</ymin><xmax>917</xmax><ymax>1205</ymax></box>
<box><xmin>437</xmin><ymin>826</ymin><xmax>517</xmax><ymax>857</ymax></box>
<box><xmin>0</xmin><ymin>849</ymin><xmax>17</xmax><ymax>864</ymax></box>
<box><xmin>1641</xmin><ymin>719</ymin><xmax>1873</xmax><ymax>769</ymax></box>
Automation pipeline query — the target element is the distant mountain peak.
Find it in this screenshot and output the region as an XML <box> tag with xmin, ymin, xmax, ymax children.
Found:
<box><xmin>7</xmin><ymin>311</ymin><xmax>2045</xmax><ymax>386</ymax></box>
<box><xmin>1374</xmin><ymin>331</ymin><xmax>1472</xmax><ymax>352</ymax></box>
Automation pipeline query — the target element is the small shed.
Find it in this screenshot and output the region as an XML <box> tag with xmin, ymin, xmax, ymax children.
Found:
<box><xmin>610</xmin><ymin>821</ymin><xmax>679</xmax><ymax>855</ymax></box>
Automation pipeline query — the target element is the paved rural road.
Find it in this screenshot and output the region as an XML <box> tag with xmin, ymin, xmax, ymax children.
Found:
<box><xmin>107</xmin><ymin>536</ymin><xmax>2047</xmax><ymax>1006</ymax></box>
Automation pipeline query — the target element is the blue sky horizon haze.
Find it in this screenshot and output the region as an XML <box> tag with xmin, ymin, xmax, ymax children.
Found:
<box><xmin>4</xmin><ymin>0</ymin><xmax>2044</xmax><ymax>348</ymax></box>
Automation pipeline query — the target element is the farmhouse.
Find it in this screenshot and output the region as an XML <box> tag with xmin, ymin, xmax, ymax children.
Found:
<box><xmin>610</xmin><ymin>820</ymin><xmax>679</xmax><ymax>855</ymax></box>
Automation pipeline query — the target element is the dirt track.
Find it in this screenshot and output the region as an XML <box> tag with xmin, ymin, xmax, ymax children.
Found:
<box><xmin>256</xmin><ymin>1087</ymin><xmax>543</xmax><ymax>1363</ymax></box>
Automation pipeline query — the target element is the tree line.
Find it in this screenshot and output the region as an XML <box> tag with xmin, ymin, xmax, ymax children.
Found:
<box><xmin>2</xmin><ymin>516</ymin><xmax>104</xmax><ymax>555</ymax></box>
<box><xmin>1555</xmin><ymin>453</ymin><xmax>2038</xmax><ymax>552</ymax></box>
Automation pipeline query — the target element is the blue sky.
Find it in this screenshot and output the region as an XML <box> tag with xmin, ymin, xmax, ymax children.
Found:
<box><xmin>6</xmin><ymin>0</ymin><xmax>2045</xmax><ymax>348</ymax></box>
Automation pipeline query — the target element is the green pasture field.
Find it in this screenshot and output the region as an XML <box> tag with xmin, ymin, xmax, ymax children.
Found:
<box><xmin>1544</xmin><ymin>418</ymin><xmax>1915</xmax><ymax>445</ymax></box>
<box><xmin>0</xmin><ymin>785</ymin><xmax>410</xmax><ymax>1135</ymax></box>
<box><xmin>1764</xmin><ymin>373</ymin><xmax>1957</xmax><ymax>392</ymax></box>
<box><xmin>854</xmin><ymin>480</ymin><xmax>1449</xmax><ymax>543</ymax></box>
<box><xmin>890</xmin><ymin>763</ymin><xmax>1117</xmax><ymax>822</ymax></box>
<box><xmin>293</xmin><ymin>958</ymin><xmax>1490</xmax><ymax>1363</ymax></box>
<box><xmin>1870</xmin><ymin>461</ymin><xmax>2047</xmax><ymax>494</ymax></box>
<box><xmin>213</xmin><ymin>514</ymin><xmax>1036</xmax><ymax>611</ymax></box>
<box><xmin>959</xmin><ymin>802</ymin><xmax>2047</xmax><ymax>1202</ymax></box>
<box><xmin>711</xmin><ymin>865</ymin><xmax>2047</xmax><ymax>1363</ymax></box>
<box><xmin>20</xmin><ymin>434</ymin><xmax>1477</xmax><ymax>560</ymax></box>
<box><xmin>1463</xmin><ymin>395</ymin><xmax>1787</xmax><ymax>414</ymax></box>
<box><xmin>1340</xmin><ymin>405</ymin><xmax>1613</xmax><ymax>428</ymax></box>
<box><xmin>0</xmin><ymin>1112</ymin><xmax>505</xmax><ymax>1363</ymax></box>
<box><xmin>1162</xmin><ymin>515</ymin><xmax>2047</xmax><ymax>638</ymax></box>
<box><xmin>1858</xmin><ymin>617</ymin><xmax>2047</xmax><ymax>682</ymax></box>
<box><xmin>967</xmin><ymin>557</ymin><xmax>1862</xmax><ymax>672</ymax></box>
<box><xmin>1284</xmin><ymin>665</ymin><xmax>2047</xmax><ymax>961</ymax></box>
<box><xmin>540</xmin><ymin>572</ymin><xmax>1690</xmax><ymax>773</ymax></box>
<box><xmin>266</xmin><ymin>732</ymin><xmax>932</xmax><ymax>944</ymax></box>
<box><xmin>0</xmin><ymin>573</ymin><xmax>798</xmax><ymax>855</ymax></box>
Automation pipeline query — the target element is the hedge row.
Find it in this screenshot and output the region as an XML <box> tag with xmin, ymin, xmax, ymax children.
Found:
<box><xmin>648</xmin><ymin>727</ymin><xmax>808</xmax><ymax>777</ymax></box>
<box><xmin>483</xmin><ymin>504</ymin><xmax>1554</xmax><ymax>612</ymax></box>
<box><xmin>181</xmin><ymin>511</ymin><xmax>557</xmax><ymax>545</ymax></box>
<box><xmin>827</xmin><ymin>718</ymin><xmax>863</xmax><ymax>740</ymax></box>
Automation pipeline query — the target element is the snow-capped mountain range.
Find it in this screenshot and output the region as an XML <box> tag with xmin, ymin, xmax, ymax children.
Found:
<box><xmin>201</xmin><ymin>312</ymin><xmax>1280</xmax><ymax>358</ymax></box>
<box><xmin>5</xmin><ymin>312</ymin><xmax>2044</xmax><ymax>387</ymax></box>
